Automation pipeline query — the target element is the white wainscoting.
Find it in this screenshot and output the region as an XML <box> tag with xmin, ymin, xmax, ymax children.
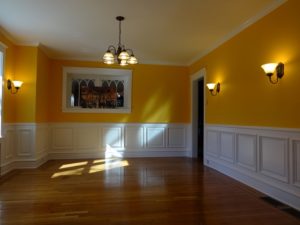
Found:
<box><xmin>1</xmin><ymin>123</ymin><xmax>49</xmax><ymax>175</ymax></box>
<box><xmin>0</xmin><ymin>123</ymin><xmax>188</xmax><ymax>175</ymax></box>
<box><xmin>49</xmin><ymin>123</ymin><xmax>188</xmax><ymax>159</ymax></box>
<box><xmin>205</xmin><ymin>124</ymin><xmax>300</xmax><ymax>210</ymax></box>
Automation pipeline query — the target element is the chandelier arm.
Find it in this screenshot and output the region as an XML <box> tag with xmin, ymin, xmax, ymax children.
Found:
<box><xmin>124</xmin><ymin>49</ymin><xmax>134</xmax><ymax>55</ymax></box>
<box><xmin>107</xmin><ymin>45</ymin><xmax>117</xmax><ymax>55</ymax></box>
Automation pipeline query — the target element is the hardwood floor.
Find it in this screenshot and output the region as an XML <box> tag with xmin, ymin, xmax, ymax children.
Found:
<box><xmin>0</xmin><ymin>157</ymin><xmax>299</xmax><ymax>225</ymax></box>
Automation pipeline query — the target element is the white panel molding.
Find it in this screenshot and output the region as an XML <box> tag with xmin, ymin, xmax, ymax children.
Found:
<box><xmin>145</xmin><ymin>126</ymin><xmax>165</xmax><ymax>148</ymax></box>
<box><xmin>236</xmin><ymin>134</ymin><xmax>257</xmax><ymax>172</ymax></box>
<box><xmin>259</xmin><ymin>136</ymin><xmax>289</xmax><ymax>183</ymax></box>
<box><xmin>4</xmin><ymin>129</ymin><xmax>15</xmax><ymax>160</ymax></box>
<box><xmin>74</xmin><ymin>127</ymin><xmax>99</xmax><ymax>150</ymax></box>
<box><xmin>206</xmin><ymin>130</ymin><xmax>219</xmax><ymax>157</ymax></box>
<box><xmin>52</xmin><ymin>127</ymin><xmax>74</xmax><ymax>151</ymax></box>
<box><xmin>16</xmin><ymin>128</ymin><xmax>33</xmax><ymax>157</ymax></box>
<box><xmin>204</xmin><ymin>124</ymin><xmax>300</xmax><ymax>211</ymax></box>
<box><xmin>220</xmin><ymin>132</ymin><xmax>235</xmax><ymax>163</ymax></box>
<box><xmin>35</xmin><ymin>124</ymin><xmax>49</xmax><ymax>156</ymax></box>
<box><xmin>292</xmin><ymin>139</ymin><xmax>300</xmax><ymax>188</ymax></box>
<box><xmin>102</xmin><ymin>126</ymin><xmax>123</xmax><ymax>148</ymax></box>
<box><xmin>124</xmin><ymin>126</ymin><xmax>144</xmax><ymax>150</ymax></box>
<box><xmin>167</xmin><ymin>127</ymin><xmax>186</xmax><ymax>148</ymax></box>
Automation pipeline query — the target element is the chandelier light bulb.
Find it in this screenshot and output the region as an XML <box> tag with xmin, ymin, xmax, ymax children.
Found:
<box><xmin>103</xmin><ymin>51</ymin><xmax>114</xmax><ymax>61</ymax></box>
<box><xmin>120</xmin><ymin>59</ymin><xmax>128</xmax><ymax>66</ymax></box>
<box><xmin>118</xmin><ymin>51</ymin><xmax>130</xmax><ymax>60</ymax></box>
<box><xmin>128</xmin><ymin>55</ymin><xmax>138</xmax><ymax>64</ymax></box>
<box><xmin>104</xmin><ymin>59</ymin><xmax>115</xmax><ymax>64</ymax></box>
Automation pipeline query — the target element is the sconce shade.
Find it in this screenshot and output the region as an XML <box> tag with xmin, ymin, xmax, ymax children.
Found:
<box><xmin>7</xmin><ymin>79</ymin><xmax>23</xmax><ymax>94</ymax></box>
<box><xmin>12</xmin><ymin>80</ymin><xmax>23</xmax><ymax>89</ymax></box>
<box><xmin>206</xmin><ymin>83</ymin><xmax>216</xmax><ymax>90</ymax></box>
<box><xmin>261</xmin><ymin>62</ymin><xmax>284</xmax><ymax>84</ymax></box>
<box><xmin>206</xmin><ymin>82</ymin><xmax>220</xmax><ymax>96</ymax></box>
<box><xmin>261</xmin><ymin>63</ymin><xmax>278</xmax><ymax>75</ymax></box>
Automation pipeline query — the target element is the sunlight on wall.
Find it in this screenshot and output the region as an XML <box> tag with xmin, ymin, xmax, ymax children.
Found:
<box><xmin>105</xmin><ymin>144</ymin><xmax>123</xmax><ymax>158</ymax></box>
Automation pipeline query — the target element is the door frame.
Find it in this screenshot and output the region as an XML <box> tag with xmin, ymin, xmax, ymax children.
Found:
<box><xmin>190</xmin><ymin>68</ymin><xmax>206</xmax><ymax>158</ymax></box>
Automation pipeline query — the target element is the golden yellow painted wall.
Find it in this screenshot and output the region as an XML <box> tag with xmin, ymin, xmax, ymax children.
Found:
<box><xmin>189</xmin><ymin>0</ymin><xmax>300</xmax><ymax>128</ymax></box>
<box><xmin>49</xmin><ymin>60</ymin><xmax>190</xmax><ymax>123</ymax></box>
<box><xmin>14</xmin><ymin>46</ymin><xmax>38</xmax><ymax>123</ymax></box>
<box><xmin>0</xmin><ymin>33</ymin><xmax>16</xmax><ymax>122</ymax></box>
<box><xmin>35</xmin><ymin>47</ymin><xmax>50</xmax><ymax>122</ymax></box>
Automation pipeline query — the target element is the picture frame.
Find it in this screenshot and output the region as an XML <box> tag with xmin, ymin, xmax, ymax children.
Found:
<box><xmin>62</xmin><ymin>67</ymin><xmax>132</xmax><ymax>113</ymax></box>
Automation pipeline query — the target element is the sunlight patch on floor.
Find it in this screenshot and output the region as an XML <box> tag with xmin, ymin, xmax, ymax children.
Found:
<box><xmin>89</xmin><ymin>160</ymin><xmax>129</xmax><ymax>174</ymax></box>
<box><xmin>51</xmin><ymin>145</ymin><xmax>128</xmax><ymax>178</ymax></box>
<box><xmin>51</xmin><ymin>168</ymin><xmax>84</xmax><ymax>178</ymax></box>
<box><xmin>59</xmin><ymin>161</ymin><xmax>88</xmax><ymax>169</ymax></box>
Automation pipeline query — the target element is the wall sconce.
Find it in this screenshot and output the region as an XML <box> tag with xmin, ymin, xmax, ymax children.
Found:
<box><xmin>7</xmin><ymin>79</ymin><xmax>23</xmax><ymax>94</ymax></box>
<box><xmin>206</xmin><ymin>82</ymin><xmax>220</xmax><ymax>96</ymax></box>
<box><xmin>261</xmin><ymin>62</ymin><xmax>284</xmax><ymax>84</ymax></box>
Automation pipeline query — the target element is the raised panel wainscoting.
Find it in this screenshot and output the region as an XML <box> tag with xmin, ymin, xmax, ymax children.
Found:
<box><xmin>0</xmin><ymin>123</ymin><xmax>189</xmax><ymax>175</ymax></box>
<box><xmin>205</xmin><ymin>124</ymin><xmax>300</xmax><ymax>211</ymax></box>
<box><xmin>0</xmin><ymin>123</ymin><xmax>49</xmax><ymax>175</ymax></box>
<box><xmin>50</xmin><ymin>123</ymin><xmax>188</xmax><ymax>158</ymax></box>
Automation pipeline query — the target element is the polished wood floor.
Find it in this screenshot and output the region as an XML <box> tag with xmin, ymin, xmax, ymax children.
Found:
<box><xmin>0</xmin><ymin>158</ymin><xmax>299</xmax><ymax>225</ymax></box>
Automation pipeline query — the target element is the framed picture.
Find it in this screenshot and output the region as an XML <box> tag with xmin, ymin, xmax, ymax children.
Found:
<box><xmin>62</xmin><ymin>67</ymin><xmax>132</xmax><ymax>113</ymax></box>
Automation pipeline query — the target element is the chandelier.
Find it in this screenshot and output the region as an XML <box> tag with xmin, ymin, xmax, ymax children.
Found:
<box><xmin>103</xmin><ymin>16</ymin><xmax>138</xmax><ymax>66</ymax></box>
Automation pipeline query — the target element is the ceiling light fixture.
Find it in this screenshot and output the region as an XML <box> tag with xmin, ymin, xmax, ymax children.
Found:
<box><xmin>103</xmin><ymin>16</ymin><xmax>138</xmax><ymax>66</ymax></box>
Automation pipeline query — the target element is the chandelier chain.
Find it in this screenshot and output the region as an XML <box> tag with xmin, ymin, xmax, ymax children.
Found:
<box><xmin>118</xmin><ymin>19</ymin><xmax>122</xmax><ymax>47</ymax></box>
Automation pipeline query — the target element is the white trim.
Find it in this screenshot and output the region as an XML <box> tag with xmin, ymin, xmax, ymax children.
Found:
<box><xmin>1</xmin><ymin>154</ymin><xmax>48</xmax><ymax>175</ymax></box>
<box><xmin>0</xmin><ymin>43</ymin><xmax>6</xmax><ymax>138</ymax></box>
<box><xmin>188</xmin><ymin>0</ymin><xmax>287</xmax><ymax>66</ymax></box>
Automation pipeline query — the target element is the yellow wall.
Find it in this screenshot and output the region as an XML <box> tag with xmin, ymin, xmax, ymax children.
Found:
<box><xmin>49</xmin><ymin>60</ymin><xmax>190</xmax><ymax>123</ymax></box>
<box><xmin>0</xmin><ymin>33</ymin><xmax>16</xmax><ymax>123</ymax></box>
<box><xmin>36</xmin><ymin>47</ymin><xmax>50</xmax><ymax>122</ymax></box>
<box><xmin>189</xmin><ymin>0</ymin><xmax>300</xmax><ymax>128</ymax></box>
<box><xmin>14</xmin><ymin>46</ymin><xmax>38</xmax><ymax>123</ymax></box>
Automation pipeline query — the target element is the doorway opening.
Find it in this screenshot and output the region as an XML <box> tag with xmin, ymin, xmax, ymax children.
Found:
<box><xmin>191</xmin><ymin>68</ymin><xmax>206</xmax><ymax>159</ymax></box>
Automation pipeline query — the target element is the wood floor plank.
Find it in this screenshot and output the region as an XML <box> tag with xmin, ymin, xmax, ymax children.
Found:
<box><xmin>0</xmin><ymin>158</ymin><xmax>299</xmax><ymax>225</ymax></box>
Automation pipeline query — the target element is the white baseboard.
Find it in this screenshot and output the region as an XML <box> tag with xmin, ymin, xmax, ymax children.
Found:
<box><xmin>1</xmin><ymin>153</ymin><xmax>48</xmax><ymax>175</ymax></box>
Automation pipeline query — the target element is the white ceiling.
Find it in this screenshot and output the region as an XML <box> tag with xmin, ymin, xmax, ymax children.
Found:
<box><xmin>0</xmin><ymin>0</ymin><xmax>285</xmax><ymax>66</ymax></box>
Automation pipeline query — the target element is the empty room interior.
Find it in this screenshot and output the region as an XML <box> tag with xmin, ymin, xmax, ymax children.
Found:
<box><xmin>0</xmin><ymin>0</ymin><xmax>300</xmax><ymax>224</ymax></box>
